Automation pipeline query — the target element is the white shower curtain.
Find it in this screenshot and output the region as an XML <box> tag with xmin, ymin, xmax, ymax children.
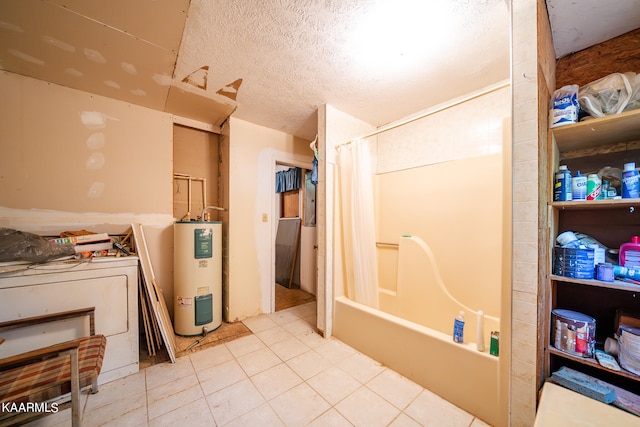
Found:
<box><xmin>338</xmin><ymin>138</ymin><xmax>379</xmax><ymax>309</ymax></box>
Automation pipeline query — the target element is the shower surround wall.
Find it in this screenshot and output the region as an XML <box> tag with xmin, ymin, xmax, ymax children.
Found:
<box><xmin>330</xmin><ymin>83</ymin><xmax>511</xmax><ymax>427</ymax></box>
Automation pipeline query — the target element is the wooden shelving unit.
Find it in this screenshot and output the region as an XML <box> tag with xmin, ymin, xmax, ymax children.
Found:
<box><xmin>545</xmin><ymin>110</ymin><xmax>640</xmax><ymax>396</ymax></box>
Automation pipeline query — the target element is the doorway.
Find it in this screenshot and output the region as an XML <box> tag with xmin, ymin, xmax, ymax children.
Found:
<box><xmin>273</xmin><ymin>162</ymin><xmax>317</xmax><ymax>311</ymax></box>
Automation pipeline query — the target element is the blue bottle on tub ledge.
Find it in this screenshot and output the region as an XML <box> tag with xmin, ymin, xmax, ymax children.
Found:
<box><xmin>453</xmin><ymin>311</ymin><xmax>465</xmax><ymax>343</ymax></box>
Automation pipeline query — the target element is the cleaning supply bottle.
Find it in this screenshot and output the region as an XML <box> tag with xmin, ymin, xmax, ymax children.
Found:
<box><xmin>620</xmin><ymin>236</ymin><xmax>640</xmax><ymax>268</ymax></box>
<box><xmin>572</xmin><ymin>171</ymin><xmax>587</xmax><ymax>201</ymax></box>
<box><xmin>622</xmin><ymin>162</ymin><xmax>640</xmax><ymax>199</ymax></box>
<box><xmin>476</xmin><ymin>311</ymin><xmax>485</xmax><ymax>352</ymax></box>
<box><xmin>453</xmin><ymin>311</ymin><xmax>465</xmax><ymax>343</ymax></box>
<box><xmin>586</xmin><ymin>173</ymin><xmax>602</xmax><ymax>200</ymax></box>
<box><xmin>554</xmin><ymin>165</ymin><xmax>572</xmax><ymax>201</ymax></box>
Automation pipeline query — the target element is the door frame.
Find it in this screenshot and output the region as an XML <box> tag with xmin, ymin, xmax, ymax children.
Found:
<box><xmin>269</xmin><ymin>155</ymin><xmax>313</xmax><ymax>314</ymax></box>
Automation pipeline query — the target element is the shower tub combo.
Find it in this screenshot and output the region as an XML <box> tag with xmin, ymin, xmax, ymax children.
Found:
<box><xmin>333</xmin><ymin>235</ymin><xmax>501</xmax><ymax>426</ymax></box>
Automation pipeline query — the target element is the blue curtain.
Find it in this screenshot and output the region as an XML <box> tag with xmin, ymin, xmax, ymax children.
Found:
<box><xmin>275</xmin><ymin>167</ymin><xmax>302</xmax><ymax>193</ymax></box>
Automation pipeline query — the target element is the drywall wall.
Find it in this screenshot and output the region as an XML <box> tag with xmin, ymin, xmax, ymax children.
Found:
<box><xmin>0</xmin><ymin>71</ymin><xmax>173</xmax><ymax>216</ymax></box>
<box><xmin>0</xmin><ymin>70</ymin><xmax>175</xmax><ymax>314</ymax></box>
<box><xmin>226</xmin><ymin>117</ymin><xmax>312</xmax><ymax>321</ymax></box>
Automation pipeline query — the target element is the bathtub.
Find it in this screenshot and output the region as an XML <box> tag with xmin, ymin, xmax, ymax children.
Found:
<box><xmin>332</xmin><ymin>236</ymin><xmax>501</xmax><ymax>425</ymax></box>
<box><xmin>333</xmin><ymin>296</ymin><xmax>500</xmax><ymax>425</ymax></box>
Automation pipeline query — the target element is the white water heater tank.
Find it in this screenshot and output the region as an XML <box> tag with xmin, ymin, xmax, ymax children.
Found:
<box><xmin>173</xmin><ymin>221</ymin><xmax>222</xmax><ymax>336</ymax></box>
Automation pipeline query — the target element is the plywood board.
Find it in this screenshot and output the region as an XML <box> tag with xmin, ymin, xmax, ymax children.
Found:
<box><xmin>282</xmin><ymin>190</ymin><xmax>300</xmax><ymax>218</ymax></box>
<box><xmin>275</xmin><ymin>218</ymin><xmax>301</xmax><ymax>288</ymax></box>
<box><xmin>132</xmin><ymin>223</ymin><xmax>176</xmax><ymax>363</ymax></box>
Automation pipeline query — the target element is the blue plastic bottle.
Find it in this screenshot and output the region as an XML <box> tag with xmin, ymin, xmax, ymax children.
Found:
<box><xmin>554</xmin><ymin>165</ymin><xmax>572</xmax><ymax>201</ymax></box>
<box><xmin>622</xmin><ymin>162</ymin><xmax>639</xmax><ymax>199</ymax></box>
<box><xmin>453</xmin><ymin>311</ymin><xmax>465</xmax><ymax>343</ymax></box>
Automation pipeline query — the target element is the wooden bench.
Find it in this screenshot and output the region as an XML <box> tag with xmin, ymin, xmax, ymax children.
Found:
<box><xmin>0</xmin><ymin>307</ymin><xmax>107</xmax><ymax>426</ymax></box>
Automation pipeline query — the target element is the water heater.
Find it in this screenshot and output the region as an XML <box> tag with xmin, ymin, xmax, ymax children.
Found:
<box><xmin>173</xmin><ymin>221</ymin><xmax>222</xmax><ymax>336</ymax></box>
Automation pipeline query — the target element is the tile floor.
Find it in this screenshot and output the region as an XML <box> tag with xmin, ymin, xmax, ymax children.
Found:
<box><xmin>34</xmin><ymin>302</ymin><xmax>491</xmax><ymax>427</ymax></box>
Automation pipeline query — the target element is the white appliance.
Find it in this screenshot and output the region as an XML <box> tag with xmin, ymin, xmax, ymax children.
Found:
<box><xmin>173</xmin><ymin>221</ymin><xmax>222</xmax><ymax>336</ymax></box>
<box><xmin>0</xmin><ymin>257</ymin><xmax>139</xmax><ymax>384</ymax></box>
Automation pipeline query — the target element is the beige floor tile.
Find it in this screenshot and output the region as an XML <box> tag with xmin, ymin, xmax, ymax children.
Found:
<box><xmin>149</xmin><ymin>398</ymin><xmax>214</xmax><ymax>427</ymax></box>
<box><xmin>242</xmin><ymin>314</ymin><xmax>280</xmax><ymax>333</ymax></box>
<box><xmin>335</xmin><ymin>386</ymin><xmax>400</xmax><ymax>427</ymax></box>
<box><xmin>93</xmin><ymin>405</ymin><xmax>148</xmax><ymax>427</ymax></box>
<box><xmin>307</xmin><ymin>366</ymin><xmax>362</xmax><ymax>405</ymax></box>
<box><xmin>255</xmin><ymin>325</ymin><xmax>295</xmax><ymax>346</ymax></box>
<box><xmin>269</xmin><ymin>383</ymin><xmax>331</xmax><ymax>426</ymax></box>
<box><xmin>404</xmin><ymin>389</ymin><xmax>474</xmax><ymax>426</ymax></box>
<box><xmin>307</xmin><ymin>408</ymin><xmax>352</xmax><ymax>427</ymax></box>
<box><xmin>314</xmin><ymin>337</ymin><xmax>357</xmax><ymax>363</ymax></box>
<box><xmin>145</xmin><ymin>356</ymin><xmax>195</xmax><ymax>391</ymax></box>
<box><xmin>286</xmin><ymin>349</ymin><xmax>332</xmax><ymax>380</ymax></box>
<box><xmin>337</xmin><ymin>351</ymin><xmax>385</xmax><ymax>384</ymax></box>
<box><xmin>269</xmin><ymin>335</ymin><xmax>310</xmax><ymax>361</ymax></box>
<box><xmin>84</xmin><ymin>370</ymin><xmax>145</xmax><ymax>413</ymax></box>
<box><xmin>236</xmin><ymin>347</ymin><xmax>281</xmax><ymax>376</ymax></box>
<box><xmin>197</xmin><ymin>359</ymin><xmax>247</xmax><ymax>396</ymax></box>
<box><xmin>251</xmin><ymin>362</ymin><xmax>303</xmax><ymax>401</ymax></box>
<box><xmin>388</xmin><ymin>412</ymin><xmax>422</xmax><ymax>426</ymax></box>
<box><xmin>82</xmin><ymin>392</ymin><xmax>147</xmax><ymax>427</ymax></box>
<box><xmin>288</xmin><ymin>302</ymin><xmax>317</xmax><ymax>318</ymax></box>
<box><xmin>148</xmin><ymin>383</ymin><xmax>203</xmax><ymax>421</ymax></box>
<box><xmin>366</xmin><ymin>369</ymin><xmax>423</xmax><ymax>410</ymax></box>
<box><xmin>282</xmin><ymin>318</ymin><xmax>316</xmax><ymax>336</ymax></box>
<box><xmin>146</xmin><ymin>373</ymin><xmax>198</xmax><ymax>405</ymax></box>
<box><xmin>296</xmin><ymin>329</ymin><xmax>327</xmax><ymax>348</ymax></box>
<box><xmin>223</xmin><ymin>403</ymin><xmax>285</xmax><ymax>427</ymax></box>
<box><xmin>225</xmin><ymin>334</ymin><xmax>266</xmax><ymax>358</ymax></box>
<box><xmin>23</xmin><ymin>408</ymin><xmax>76</xmax><ymax>427</ymax></box>
<box><xmin>207</xmin><ymin>378</ymin><xmax>266</xmax><ymax>425</ymax></box>
<box><xmin>189</xmin><ymin>342</ymin><xmax>233</xmax><ymax>372</ymax></box>
<box><xmin>269</xmin><ymin>309</ymin><xmax>300</xmax><ymax>325</ymax></box>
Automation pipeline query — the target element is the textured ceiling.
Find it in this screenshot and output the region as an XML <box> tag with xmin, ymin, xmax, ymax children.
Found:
<box><xmin>175</xmin><ymin>0</ymin><xmax>511</xmax><ymax>139</ymax></box>
<box><xmin>0</xmin><ymin>1</ymin><xmax>636</xmax><ymax>141</ymax></box>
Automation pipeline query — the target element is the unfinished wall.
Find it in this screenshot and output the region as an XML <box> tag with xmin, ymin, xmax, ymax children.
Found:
<box><xmin>0</xmin><ymin>71</ymin><xmax>172</xmax><ymax>215</ymax></box>
<box><xmin>226</xmin><ymin>117</ymin><xmax>312</xmax><ymax>322</ymax></box>
<box><xmin>173</xmin><ymin>124</ymin><xmax>221</xmax><ymax>221</ymax></box>
<box><xmin>0</xmin><ymin>70</ymin><xmax>175</xmax><ymax>314</ymax></box>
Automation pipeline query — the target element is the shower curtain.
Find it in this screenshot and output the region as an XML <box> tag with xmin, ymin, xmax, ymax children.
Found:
<box><xmin>338</xmin><ymin>138</ymin><xmax>379</xmax><ymax>309</ymax></box>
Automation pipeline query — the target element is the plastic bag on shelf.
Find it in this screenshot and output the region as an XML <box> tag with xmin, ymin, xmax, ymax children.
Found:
<box><xmin>578</xmin><ymin>72</ymin><xmax>633</xmax><ymax>118</ymax></box>
<box><xmin>0</xmin><ymin>227</ymin><xmax>75</xmax><ymax>263</ymax></box>
<box><xmin>623</xmin><ymin>72</ymin><xmax>640</xmax><ymax>112</ymax></box>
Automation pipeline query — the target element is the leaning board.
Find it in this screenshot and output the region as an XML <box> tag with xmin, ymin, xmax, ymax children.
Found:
<box><xmin>132</xmin><ymin>223</ymin><xmax>176</xmax><ymax>363</ymax></box>
<box><xmin>275</xmin><ymin>218</ymin><xmax>300</xmax><ymax>288</ymax></box>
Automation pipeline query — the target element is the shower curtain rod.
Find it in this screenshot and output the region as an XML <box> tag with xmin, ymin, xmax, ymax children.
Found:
<box><xmin>335</xmin><ymin>80</ymin><xmax>509</xmax><ymax>150</ymax></box>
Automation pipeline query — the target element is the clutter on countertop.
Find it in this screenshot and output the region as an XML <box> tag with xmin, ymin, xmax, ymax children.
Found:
<box><xmin>0</xmin><ymin>227</ymin><xmax>136</xmax><ymax>270</ymax></box>
<box><xmin>0</xmin><ymin>227</ymin><xmax>75</xmax><ymax>263</ymax></box>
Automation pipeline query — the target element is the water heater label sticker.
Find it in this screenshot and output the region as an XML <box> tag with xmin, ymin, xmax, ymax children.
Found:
<box><xmin>198</xmin><ymin>260</ymin><xmax>208</xmax><ymax>268</ymax></box>
<box><xmin>194</xmin><ymin>228</ymin><xmax>213</xmax><ymax>259</ymax></box>
<box><xmin>177</xmin><ymin>296</ymin><xmax>193</xmax><ymax>307</ymax></box>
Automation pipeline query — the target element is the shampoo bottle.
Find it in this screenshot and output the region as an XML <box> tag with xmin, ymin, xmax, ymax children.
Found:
<box><xmin>453</xmin><ymin>311</ymin><xmax>465</xmax><ymax>343</ymax></box>
<box><xmin>476</xmin><ymin>311</ymin><xmax>486</xmax><ymax>352</ymax></box>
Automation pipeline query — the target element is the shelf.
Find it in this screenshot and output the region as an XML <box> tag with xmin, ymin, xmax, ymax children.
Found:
<box><xmin>552</xmin><ymin>109</ymin><xmax>640</xmax><ymax>153</ymax></box>
<box><xmin>548</xmin><ymin>346</ymin><xmax>640</xmax><ymax>382</ymax></box>
<box><xmin>550</xmin><ymin>198</ymin><xmax>640</xmax><ymax>210</ymax></box>
<box><xmin>550</xmin><ymin>275</ymin><xmax>640</xmax><ymax>293</ymax></box>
